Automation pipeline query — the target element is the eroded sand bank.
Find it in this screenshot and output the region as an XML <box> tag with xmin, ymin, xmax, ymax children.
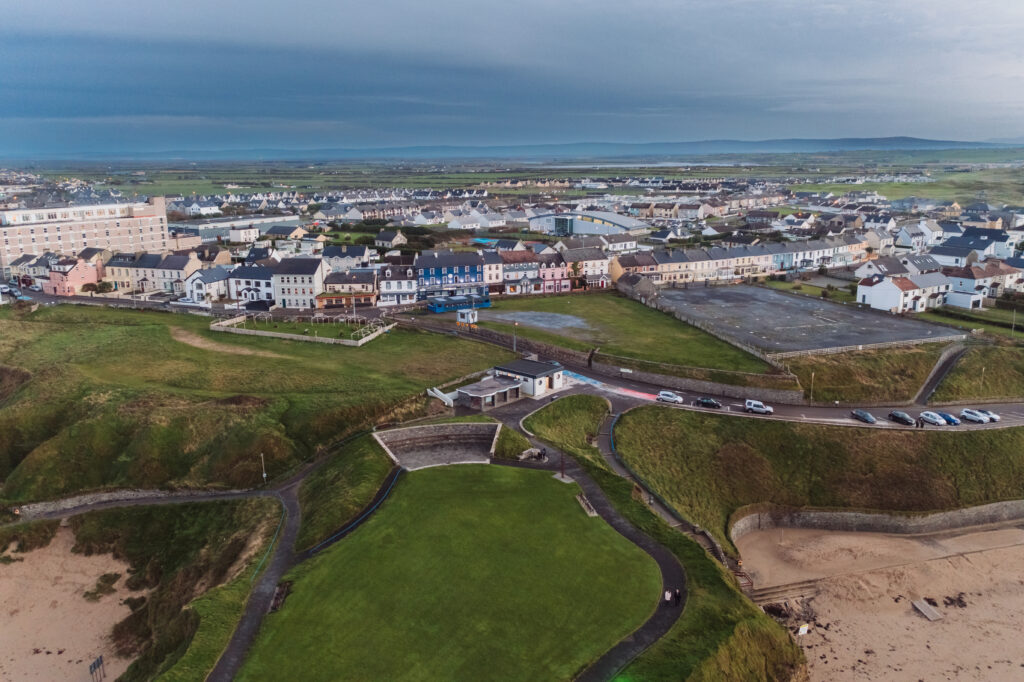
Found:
<box><xmin>738</xmin><ymin>525</ymin><xmax>1024</xmax><ymax>680</ymax></box>
<box><xmin>0</xmin><ymin>526</ymin><xmax>137</xmax><ymax>682</ymax></box>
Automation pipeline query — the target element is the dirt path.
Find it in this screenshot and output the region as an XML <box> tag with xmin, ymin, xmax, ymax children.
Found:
<box><xmin>169</xmin><ymin>327</ymin><xmax>287</xmax><ymax>358</ymax></box>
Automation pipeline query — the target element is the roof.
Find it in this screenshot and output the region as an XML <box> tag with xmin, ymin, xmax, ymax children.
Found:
<box><xmin>561</xmin><ymin>247</ymin><xmax>607</xmax><ymax>262</ymax></box>
<box><xmin>375</xmin><ymin>230</ymin><xmax>400</xmax><ymax>241</ymax></box>
<box><xmin>890</xmin><ymin>277</ymin><xmax>919</xmax><ymax>292</ymax></box>
<box><xmin>158</xmin><ymin>254</ymin><xmax>192</xmax><ymax>271</ymax></box>
<box><xmin>494</xmin><ymin>359</ymin><xmax>563</xmax><ymax>379</ymax></box>
<box><xmin>190</xmin><ymin>266</ymin><xmax>232</xmax><ymax>284</ymax></box>
<box><xmin>499</xmin><ymin>251</ymin><xmax>539</xmax><ymax>264</ymax></box>
<box><xmin>908</xmin><ymin>272</ymin><xmax>949</xmax><ymax>289</ymax></box>
<box><xmin>415</xmin><ymin>252</ymin><xmax>484</xmax><ymax>269</ymax></box>
<box><xmin>324</xmin><ymin>270</ymin><xmax>376</xmax><ymax>285</ymax></box>
<box><xmin>322</xmin><ymin>244</ymin><xmax>370</xmax><ymax>259</ymax></box>
<box><xmin>265</xmin><ymin>225</ymin><xmax>302</xmax><ymax>236</ymax></box>
<box><xmin>456</xmin><ymin>375</ymin><xmax>523</xmax><ymax>398</ymax></box>
<box><xmin>229</xmin><ymin>265</ymin><xmax>274</xmax><ymax>280</ymax></box>
<box><xmin>273</xmin><ymin>258</ymin><xmax>322</xmax><ymax>275</ymax></box>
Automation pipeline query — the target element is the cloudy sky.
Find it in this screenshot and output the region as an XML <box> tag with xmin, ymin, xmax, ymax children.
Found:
<box><xmin>3</xmin><ymin>0</ymin><xmax>1024</xmax><ymax>155</ymax></box>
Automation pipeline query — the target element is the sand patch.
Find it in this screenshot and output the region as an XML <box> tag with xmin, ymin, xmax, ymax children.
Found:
<box><xmin>170</xmin><ymin>326</ymin><xmax>286</xmax><ymax>358</ymax></box>
<box><xmin>0</xmin><ymin>527</ymin><xmax>141</xmax><ymax>681</ymax></box>
<box><xmin>739</xmin><ymin>524</ymin><xmax>1024</xmax><ymax>680</ymax></box>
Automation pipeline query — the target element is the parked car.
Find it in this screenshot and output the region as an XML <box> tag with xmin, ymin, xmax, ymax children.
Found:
<box><xmin>0</xmin><ymin>285</ymin><xmax>9</xmax><ymax>294</ymax></box>
<box><xmin>936</xmin><ymin>412</ymin><xmax>961</xmax><ymax>426</ymax></box>
<box><xmin>977</xmin><ymin>409</ymin><xmax>1001</xmax><ymax>422</ymax></box>
<box><xmin>744</xmin><ymin>399</ymin><xmax>774</xmax><ymax>415</ymax></box>
<box><xmin>960</xmin><ymin>408</ymin><xmax>990</xmax><ymax>424</ymax></box>
<box><xmin>28</xmin><ymin>284</ymin><xmax>42</xmax><ymax>292</ymax></box>
<box><xmin>919</xmin><ymin>411</ymin><xmax>945</xmax><ymax>426</ymax></box>
<box><xmin>15</xmin><ymin>295</ymin><xmax>32</xmax><ymax>301</ymax></box>
<box><xmin>694</xmin><ymin>397</ymin><xmax>722</xmax><ymax>409</ymax></box>
<box><xmin>656</xmin><ymin>390</ymin><xmax>685</xmax><ymax>405</ymax></box>
<box><xmin>851</xmin><ymin>409</ymin><xmax>877</xmax><ymax>424</ymax></box>
<box><xmin>888</xmin><ymin>410</ymin><xmax>916</xmax><ymax>426</ymax></box>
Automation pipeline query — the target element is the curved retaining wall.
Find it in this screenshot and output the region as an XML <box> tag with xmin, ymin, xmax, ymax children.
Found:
<box><xmin>373</xmin><ymin>423</ymin><xmax>501</xmax><ymax>470</ymax></box>
<box><xmin>730</xmin><ymin>500</ymin><xmax>1024</xmax><ymax>543</ymax></box>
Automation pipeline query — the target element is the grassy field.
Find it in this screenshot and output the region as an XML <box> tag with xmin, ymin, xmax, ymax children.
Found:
<box><xmin>63</xmin><ymin>498</ymin><xmax>279</xmax><ymax>681</ymax></box>
<box><xmin>0</xmin><ymin>305</ymin><xmax>506</xmax><ymax>501</ymax></box>
<box><xmin>761</xmin><ymin>278</ymin><xmax>856</xmax><ymax>303</ymax></box>
<box><xmin>523</xmin><ymin>394</ymin><xmax>610</xmax><ymax>469</ymax></box>
<box><xmin>916</xmin><ymin>310</ymin><xmax>1023</xmax><ymax>341</ymax></box>
<box><xmin>521</xmin><ymin>397</ymin><xmax>804</xmax><ymax>680</ymax></box>
<box><xmin>933</xmin><ymin>345</ymin><xmax>1024</xmax><ymax>402</ymax></box>
<box><xmin>476</xmin><ymin>293</ymin><xmax>771</xmax><ymax>373</ymax></box>
<box><xmin>295</xmin><ymin>434</ymin><xmax>395</xmax><ymax>552</ymax></box>
<box><xmin>615</xmin><ymin>405</ymin><xmax>1024</xmax><ymax>553</ymax></box>
<box><xmin>789</xmin><ymin>168</ymin><xmax>1024</xmax><ymax>205</ymax></box>
<box><xmin>232</xmin><ymin>318</ymin><xmax>366</xmax><ymax>339</ymax></box>
<box><xmin>785</xmin><ymin>342</ymin><xmax>950</xmax><ymax>402</ymax></box>
<box><xmin>238</xmin><ymin>465</ymin><xmax>662</xmax><ymax>681</ymax></box>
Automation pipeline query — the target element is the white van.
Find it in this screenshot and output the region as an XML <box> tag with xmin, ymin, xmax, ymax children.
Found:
<box><xmin>744</xmin><ymin>399</ymin><xmax>774</xmax><ymax>415</ymax></box>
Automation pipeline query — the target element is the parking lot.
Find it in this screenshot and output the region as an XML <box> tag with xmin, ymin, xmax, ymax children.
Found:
<box><xmin>656</xmin><ymin>285</ymin><xmax>963</xmax><ymax>354</ymax></box>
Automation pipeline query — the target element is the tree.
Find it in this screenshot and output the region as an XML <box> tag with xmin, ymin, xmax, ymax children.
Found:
<box><xmin>96</xmin><ymin>281</ymin><xmax>113</xmax><ymax>294</ymax></box>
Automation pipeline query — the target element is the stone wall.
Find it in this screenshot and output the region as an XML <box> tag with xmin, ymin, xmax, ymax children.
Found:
<box><xmin>374</xmin><ymin>423</ymin><xmax>501</xmax><ymax>456</ymax></box>
<box><xmin>730</xmin><ymin>500</ymin><xmax>1024</xmax><ymax>544</ymax></box>
<box><xmin>211</xmin><ymin>318</ymin><xmax>396</xmax><ymax>346</ymax></box>
<box><xmin>590</xmin><ymin>361</ymin><xmax>806</xmax><ymax>404</ymax></box>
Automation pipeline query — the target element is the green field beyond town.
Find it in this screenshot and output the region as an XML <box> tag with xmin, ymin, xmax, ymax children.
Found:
<box><xmin>238</xmin><ymin>465</ymin><xmax>662</xmax><ymax>682</ymax></box>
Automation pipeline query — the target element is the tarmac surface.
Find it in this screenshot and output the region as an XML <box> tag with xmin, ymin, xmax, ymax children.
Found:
<box><xmin>656</xmin><ymin>286</ymin><xmax>963</xmax><ymax>353</ymax></box>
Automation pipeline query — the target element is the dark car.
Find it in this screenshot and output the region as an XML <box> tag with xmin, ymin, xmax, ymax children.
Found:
<box><xmin>888</xmin><ymin>410</ymin><xmax>915</xmax><ymax>426</ymax></box>
<box><xmin>851</xmin><ymin>409</ymin><xmax>877</xmax><ymax>424</ymax></box>
<box><xmin>695</xmin><ymin>397</ymin><xmax>722</xmax><ymax>409</ymax></box>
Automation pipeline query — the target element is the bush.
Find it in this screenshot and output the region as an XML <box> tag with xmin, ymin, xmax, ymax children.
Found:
<box><xmin>96</xmin><ymin>281</ymin><xmax>114</xmax><ymax>294</ymax></box>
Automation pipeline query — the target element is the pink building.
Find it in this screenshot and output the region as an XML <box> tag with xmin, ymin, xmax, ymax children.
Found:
<box><xmin>538</xmin><ymin>253</ymin><xmax>571</xmax><ymax>293</ymax></box>
<box><xmin>41</xmin><ymin>258</ymin><xmax>100</xmax><ymax>296</ymax></box>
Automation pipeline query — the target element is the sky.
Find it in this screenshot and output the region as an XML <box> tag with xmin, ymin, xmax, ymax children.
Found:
<box><xmin>2</xmin><ymin>0</ymin><xmax>1024</xmax><ymax>156</ymax></box>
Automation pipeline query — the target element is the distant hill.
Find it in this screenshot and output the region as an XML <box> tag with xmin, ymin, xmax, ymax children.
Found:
<box><xmin>10</xmin><ymin>136</ymin><xmax>1009</xmax><ymax>161</ymax></box>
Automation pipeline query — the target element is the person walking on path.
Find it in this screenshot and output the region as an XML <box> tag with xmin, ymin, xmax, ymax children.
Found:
<box><xmin>674</xmin><ymin>588</ymin><xmax>681</xmax><ymax>606</ymax></box>
<box><xmin>664</xmin><ymin>590</ymin><xmax>672</xmax><ymax>606</ymax></box>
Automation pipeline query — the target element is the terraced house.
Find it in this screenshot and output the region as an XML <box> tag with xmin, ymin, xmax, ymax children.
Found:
<box><xmin>272</xmin><ymin>257</ymin><xmax>325</xmax><ymax>310</ymax></box>
<box><xmin>415</xmin><ymin>251</ymin><xmax>485</xmax><ymax>300</ymax></box>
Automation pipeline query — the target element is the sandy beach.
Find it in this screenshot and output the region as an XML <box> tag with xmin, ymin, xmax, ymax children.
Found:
<box><xmin>738</xmin><ymin>524</ymin><xmax>1024</xmax><ymax>680</ymax></box>
<box><xmin>0</xmin><ymin>526</ymin><xmax>136</xmax><ymax>682</ymax></box>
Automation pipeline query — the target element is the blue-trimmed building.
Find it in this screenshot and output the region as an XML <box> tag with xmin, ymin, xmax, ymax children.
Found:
<box><xmin>414</xmin><ymin>251</ymin><xmax>487</xmax><ymax>300</ymax></box>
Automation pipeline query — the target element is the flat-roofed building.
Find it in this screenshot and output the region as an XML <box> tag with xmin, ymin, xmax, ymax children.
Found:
<box><xmin>0</xmin><ymin>197</ymin><xmax>168</xmax><ymax>279</ymax></box>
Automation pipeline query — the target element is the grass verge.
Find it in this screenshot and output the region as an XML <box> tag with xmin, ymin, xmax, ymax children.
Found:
<box><xmin>933</xmin><ymin>345</ymin><xmax>1024</xmax><ymax>401</ymax></box>
<box><xmin>785</xmin><ymin>342</ymin><xmax>950</xmax><ymax>402</ymax></box>
<box><xmin>615</xmin><ymin>405</ymin><xmax>1024</xmax><ymax>554</ymax></box>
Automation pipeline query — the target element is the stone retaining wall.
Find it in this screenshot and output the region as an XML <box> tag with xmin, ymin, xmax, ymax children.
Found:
<box><xmin>14</xmin><ymin>488</ymin><xmax>248</xmax><ymax>520</ymax></box>
<box><xmin>374</xmin><ymin>423</ymin><xmax>500</xmax><ymax>456</ymax></box>
<box><xmin>211</xmin><ymin>318</ymin><xmax>396</xmax><ymax>346</ymax></box>
<box><xmin>729</xmin><ymin>500</ymin><xmax>1024</xmax><ymax>543</ymax></box>
<box><xmin>591</xmin><ymin>361</ymin><xmax>806</xmax><ymax>404</ymax></box>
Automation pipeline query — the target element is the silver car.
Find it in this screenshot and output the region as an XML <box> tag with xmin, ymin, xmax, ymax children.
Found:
<box><xmin>960</xmin><ymin>408</ymin><xmax>990</xmax><ymax>424</ymax></box>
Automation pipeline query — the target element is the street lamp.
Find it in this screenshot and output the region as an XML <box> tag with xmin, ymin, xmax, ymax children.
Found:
<box><xmin>513</xmin><ymin>320</ymin><xmax>519</xmax><ymax>353</ymax></box>
<box><xmin>810</xmin><ymin>371</ymin><xmax>815</xmax><ymax>404</ymax></box>
<box><xmin>260</xmin><ymin>452</ymin><xmax>267</xmax><ymax>486</ymax></box>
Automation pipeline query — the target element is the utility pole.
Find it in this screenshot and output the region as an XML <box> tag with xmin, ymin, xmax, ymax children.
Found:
<box><xmin>260</xmin><ymin>452</ymin><xmax>267</xmax><ymax>486</ymax></box>
<box><xmin>513</xmin><ymin>320</ymin><xmax>518</xmax><ymax>353</ymax></box>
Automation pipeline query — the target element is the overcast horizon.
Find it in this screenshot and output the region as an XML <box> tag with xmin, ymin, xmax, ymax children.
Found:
<box><xmin>3</xmin><ymin>0</ymin><xmax>1024</xmax><ymax>156</ymax></box>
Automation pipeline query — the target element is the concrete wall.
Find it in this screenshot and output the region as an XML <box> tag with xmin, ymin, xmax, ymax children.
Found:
<box><xmin>375</xmin><ymin>423</ymin><xmax>500</xmax><ymax>456</ymax></box>
<box><xmin>730</xmin><ymin>500</ymin><xmax>1024</xmax><ymax>543</ymax></box>
<box><xmin>211</xmin><ymin>317</ymin><xmax>395</xmax><ymax>346</ymax></box>
<box><xmin>591</xmin><ymin>360</ymin><xmax>806</xmax><ymax>404</ymax></box>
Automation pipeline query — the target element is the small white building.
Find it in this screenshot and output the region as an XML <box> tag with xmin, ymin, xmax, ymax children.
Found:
<box><xmin>492</xmin><ymin>359</ymin><xmax>564</xmax><ymax>397</ymax></box>
<box><xmin>228</xmin><ymin>226</ymin><xmax>261</xmax><ymax>244</ymax></box>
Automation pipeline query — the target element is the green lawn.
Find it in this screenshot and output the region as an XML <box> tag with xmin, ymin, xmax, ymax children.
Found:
<box><xmin>788</xmin><ymin>168</ymin><xmax>1024</xmax><ymax>205</ymax></box>
<box><xmin>476</xmin><ymin>293</ymin><xmax>770</xmax><ymax>373</ymax></box>
<box><xmin>0</xmin><ymin>305</ymin><xmax>507</xmax><ymax>501</ymax></box>
<box><xmin>521</xmin><ymin>398</ymin><xmax>803</xmax><ymax>681</ymax></box>
<box><xmin>761</xmin><ymin>278</ymin><xmax>856</xmax><ymax>303</ymax></box>
<box><xmin>785</xmin><ymin>342</ymin><xmax>950</xmax><ymax>402</ymax></box>
<box><xmin>615</xmin><ymin>405</ymin><xmax>1024</xmax><ymax>553</ymax></box>
<box><xmin>915</xmin><ymin>310</ymin><xmax>1023</xmax><ymax>341</ymax></box>
<box><xmin>933</xmin><ymin>345</ymin><xmax>1024</xmax><ymax>401</ymax></box>
<box><xmin>238</xmin><ymin>465</ymin><xmax>662</xmax><ymax>682</ymax></box>
<box><xmin>232</xmin><ymin>318</ymin><xmax>366</xmax><ymax>339</ymax></box>
<box><xmin>295</xmin><ymin>434</ymin><xmax>395</xmax><ymax>552</ymax></box>
<box><xmin>524</xmin><ymin>394</ymin><xmax>610</xmax><ymax>469</ymax></box>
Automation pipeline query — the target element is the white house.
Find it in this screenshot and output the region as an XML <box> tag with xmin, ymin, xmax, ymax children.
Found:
<box><xmin>272</xmin><ymin>258</ymin><xmax>325</xmax><ymax>310</ymax></box>
<box><xmin>227</xmin><ymin>264</ymin><xmax>275</xmax><ymax>303</ymax></box>
<box><xmin>377</xmin><ymin>265</ymin><xmax>418</xmax><ymax>307</ymax></box>
<box><xmin>228</xmin><ymin>226</ymin><xmax>261</xmax><ymax>244</ymax></box>
<box><xmin>857</xmin><ymin>272</ymin><xmax>951</xmax><ymax>313</ymax></box>
<box><xmin>184</xmin><ymin>265</ymin><xmax>233</xmax><ymax>303</ymax></box>
<box><xmin>492</xmin><ymin>359</ymin><xmax>564</xmax><ymax>397</ymax></box>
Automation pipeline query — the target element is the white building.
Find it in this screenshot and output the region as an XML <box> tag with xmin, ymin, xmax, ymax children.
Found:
<box><xmin>272</xmin><ymin>258</ymin><xmax>325</xmax><ymax>310</ymax></box>
<box><xmin>377</xmin><ymin>265</ymin><xmax>418</xmax><ymax>307</ymax></box>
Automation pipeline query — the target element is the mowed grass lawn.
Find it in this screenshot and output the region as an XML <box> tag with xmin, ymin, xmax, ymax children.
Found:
<box><xmin>615</xmin><ymin>405</ymin><xmax>1024</xmax><ymax>553</ymax></box>
<box><xmin>238</xmin><ymin>466</ymin><xmax>662</xmax><ymax>682</ymax></box>
<box><xmin>477</xmin><ymin>293</ymin><xmax>770</xmax><ymax>373</ymax></box>
<box><xmin>0</xmin><ymin>305</ymin><xmax>506</xmax><ymax>500</ymax></box>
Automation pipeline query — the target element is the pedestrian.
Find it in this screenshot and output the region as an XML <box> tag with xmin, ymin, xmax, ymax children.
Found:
<box><xmin>674</xmin><ymin>588</ymin><xmax>681</xmax><ymax>606</ymax></box>
<box><xmin>664</xmin><ymin>590</ymin><xmax>672</xmax><ymax>606</ymax></box>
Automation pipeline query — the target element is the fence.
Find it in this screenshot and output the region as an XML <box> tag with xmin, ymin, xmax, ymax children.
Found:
<box><xmin>768</xmin><ymin>334</ymin><xmax>967</xmax><ymax>360</ymax></box>
<box><xmin>210</xmin><ymin>315</ymin><xmax>396</xmax><ymax>347</ymax></box>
